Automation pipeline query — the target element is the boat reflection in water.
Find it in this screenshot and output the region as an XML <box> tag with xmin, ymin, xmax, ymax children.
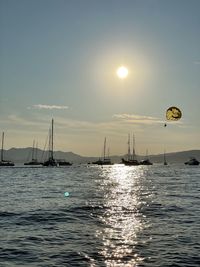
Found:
<box><xmin>95</xmin><ymin>165</ymin><xmax>150</xmax><ymax>266</ymax></box>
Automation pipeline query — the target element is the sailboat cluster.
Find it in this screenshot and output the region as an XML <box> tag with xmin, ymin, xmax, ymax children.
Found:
<box><xmin>1</xmin><ymin>119</ymin><xmax>199</xmax><ymax>167</ymax></box>
<box><xmin>0</xmin><ymin>119</ymin><xmax>72</xmax><ymax>167</ymax></box>
<box><xmin>91</xmin><ymin>134</ymin><xmax>153</xmax><ymax>166</ymax></box>
<box><xmin>121</xmin><ymin>134</ymin><xmax>152</xmax><ymax>166</ymax></box>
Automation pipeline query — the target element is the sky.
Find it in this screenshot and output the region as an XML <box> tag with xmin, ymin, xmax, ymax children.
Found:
<box><xmin>0</xmin><ymin>0</ymin><xmax>200</xmax><ymax>156</ymax></box>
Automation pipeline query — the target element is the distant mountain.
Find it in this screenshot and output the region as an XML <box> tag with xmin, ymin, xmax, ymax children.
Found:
<box><xmin>3</xmin><ymin>148</ymin><xmax>88</xmax><ymax>163</ymax></box>
<box><xmin>2</xmin><ymin>148</ymin><xmax>200</xmax><ymax>164</ymax></box>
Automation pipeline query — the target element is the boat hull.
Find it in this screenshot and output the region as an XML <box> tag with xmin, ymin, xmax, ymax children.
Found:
<box><xmin>43</xmin><ymin>159</ymin><xmax>57</xmax><ymax>167</ymax></box>
<box><xmin>24</xmin><ymin>161</ymin><xmax>42</xmax><ymax>166</ymax></box>
<box><xmin>58</xmin><ymin>161</ymin><xmax>72</xmax><ymax>166</ymax></box>
<box><xmin>121</xmin><ymin>158</ymin><xmax>139</xmax><ymax>166</ymax></box>
<box><xmin>0</xmin><ymin>161</ymin><xmax>15</xmax><ymax>167</ymax></box>
<box><xmin>184</xmin><ymin>158</ymin><xmax>199</xmax><ymax>165</ymax></box>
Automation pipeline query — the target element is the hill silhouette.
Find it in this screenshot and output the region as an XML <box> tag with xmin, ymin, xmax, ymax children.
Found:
<box><xmin>2</xmin><ymin>148</ymin><xmax>200</xmax><ymax>164</ymax></box>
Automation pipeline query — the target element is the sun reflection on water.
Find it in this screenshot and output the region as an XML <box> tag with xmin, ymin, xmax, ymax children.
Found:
<box><xmin>96</xmin><ymin>165</ymin><xmax>147</xmax><ymax>266</ymax></box>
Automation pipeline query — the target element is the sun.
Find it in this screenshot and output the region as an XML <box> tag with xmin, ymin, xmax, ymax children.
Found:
<box><xmin>116</xmin><ymin>66</ymin><xmax>129</xmax><ymax>79</ymax></box>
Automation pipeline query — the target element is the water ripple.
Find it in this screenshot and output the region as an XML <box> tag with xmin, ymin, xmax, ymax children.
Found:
<box><xmin>0</xmin><ymin>164</ymin><xmax>200</xmax><ymax>266</ymax></box>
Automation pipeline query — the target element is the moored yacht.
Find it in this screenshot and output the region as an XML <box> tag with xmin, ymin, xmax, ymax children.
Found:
<box><xmin>140</xmin><ymin>159</ymin><xmax>153</xmax><ymax>165</ymax></box>
<box><xmin>24</xmin><ymin>140</ymin><xmax>42</xmax><ymax>165</ymax></box>
<box><xmin>0</xmin><ymin>132</ymin><xmax>15</xmax><ymax>167</ymax></box>
<box><xmin>121</xmin><ymin>134</ymin><xmax>139</xmax><ymax>166</ymax></box>
<box><xmin>184</xmin><ymin>157</ymin><xmax>199</xmax><ymax>165</ymax></box>
<box><xmin>140</xmin><ymin>149</ymin><xmax>153</xmax><ymax>165</ymax></box>
<box><xmin>43</xmin><ymin>119</ymin><xmax>57</xmax><ymax>167</ymax></box>
<box><xmin>163</xmin><ymin>150</ymin><xmax>168</xmax><ymax>165</ymax></box>
<box><xmin>92</xmin><ymin>137</ymin><xmax>112</xmax><ymax>165</ymax></box>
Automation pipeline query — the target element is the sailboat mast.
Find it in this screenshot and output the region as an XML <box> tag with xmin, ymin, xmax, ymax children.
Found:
<box><xmin>128</xmin><ymin>134</ymin><xmax>130</xmax><ymax>160</ymax></box>
<box><xmin>132</xmin><ymin>134</ymin><xmax>136</xmax><ymax>160</ymax></box>
<box><xmin>146</xmin><ymin>149</ymin><xmax>148</xmax><ymax>159</ymax></box>
<box><xmin>164</xmin><ymin>149</ymin><xmax>167</xmax><ymax>165</ymax></box>
<box><xmin>1</xmin><ymin>132</ymin><xmax>4</xmax><ymax>161</ymax></box>
<box><xmin>32</xmin><ymin>140</ymin><xmax>35</xmax><ymax>160</ymax></box>
<box><xmin>51</xmin><ymin>119</ymin><xmax>54</xmax><ymax>160</ymax></box>
<box><xmin>35</xmin><ymin>142</ymin><xmax>38</xmax><ymax>161</ymax></box>
<box><xmin>103</xmin><ymin>137</ymin><xmax>106</xmax><ymax>160</ymax></box>
<box><xmin>48</xmin><ymin>128</ymin><xmax>51</xmax><ymax>159</ymax></box>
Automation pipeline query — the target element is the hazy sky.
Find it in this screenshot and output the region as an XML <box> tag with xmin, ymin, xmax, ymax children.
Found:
<box><xmin>1</xmin><ymin>0</ymin><xmax>200</xmax><ymax>156</ymax></box>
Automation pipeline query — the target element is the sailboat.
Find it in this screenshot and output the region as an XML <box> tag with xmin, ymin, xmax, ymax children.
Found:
<box><xmin>121</xmin><ymin>134</ymin><xmax>139</xmax><ymax>166</ymax></box>
<box><xmin>184</xmin><ymin>157</ymin><xmax>199</xmax><ymax>165</ymax></box>
<box><xmin>24</xmin><ymin>140</ymin><xmax>42</xmax><ymax>165</ymax></box>
<box><xmin>92</xmin><ymin>137</ymin><xmax>112</xmax><ymax>165</ymax></box>
<box><xmin>164</xmin><ymin>150</ymin><xmax>168</xmax><ymax>165</ymax></box>
<box><xmin>140</xmin><ymin>149</ymin><xmax>153</xmax><ymax>165</ymax></box>
<box><xmin>43</xmin><ymin>119</ymin><xmax>57</xmax><ymax>167</ymax></box>
<box><xmin>0</xmin><ymin>132</ymin><xmax>15</xmax><ymax>166</ymax></box>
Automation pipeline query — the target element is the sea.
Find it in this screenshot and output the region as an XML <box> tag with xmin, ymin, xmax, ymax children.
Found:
<box><xmin>0</xmin><ymin>164</ymin><xmax>200</xmax><ymax>267</ymax></box>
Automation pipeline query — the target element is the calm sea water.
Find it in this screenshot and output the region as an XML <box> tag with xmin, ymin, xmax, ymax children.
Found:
<box><xmin>0</xmin><ymin>164</ymin><xmax>200</xmax><ymax>267</ymax></box>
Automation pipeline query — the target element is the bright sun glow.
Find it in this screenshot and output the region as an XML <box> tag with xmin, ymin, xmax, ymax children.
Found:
<box><xmin>116</xmin><ymin>66</ymin><xmax>129</xmax><ymax>79</ymax></box>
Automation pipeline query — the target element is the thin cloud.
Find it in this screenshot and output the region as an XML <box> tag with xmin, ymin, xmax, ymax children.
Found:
<box><xmin>29</xmin><ymin>104</ymin><xmax>69</xmax><ymax>110</ymax></box>
<box><xmin>6</xmin><ymin>114</ymin><xmax>47</xmax><ymax>128</ymax></box>
<box><xmin>113</xmin><ymin>113</ymin><xmax>164</xmax><ymax>125</ymax></box>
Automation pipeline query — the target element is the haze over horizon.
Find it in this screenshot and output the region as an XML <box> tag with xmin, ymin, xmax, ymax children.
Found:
<box><xmin>1</xmin><ymin>0</ymin><xmax>200</xmax><ymax>157</ymax></box>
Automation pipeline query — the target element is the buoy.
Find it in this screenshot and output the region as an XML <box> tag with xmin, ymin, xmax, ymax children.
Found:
<box><xmin>64</xmin><ymin>192</ymin><xmax>70</xmax><ymax>197</ymax></box>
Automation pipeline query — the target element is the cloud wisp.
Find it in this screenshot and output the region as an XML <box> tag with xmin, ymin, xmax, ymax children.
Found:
<box><xmin>113</xmin><ymin>113</ymin><xmax>164</xmax><ymax>125</ymax></box>
<box><xmin>29</xmin><ymin>104</ymin><xmax>69</xmax><ymax>110</ymax></box>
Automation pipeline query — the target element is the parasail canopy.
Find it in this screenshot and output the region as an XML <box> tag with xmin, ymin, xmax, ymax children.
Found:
<box><xmin>166</xmin><ymin>106</ymin><xmax>182</xmax><ymax>121</ymax></box>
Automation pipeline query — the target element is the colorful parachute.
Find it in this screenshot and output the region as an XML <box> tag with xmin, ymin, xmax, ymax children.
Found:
<box><xmin>166</xmin><ymin>106</ymin><xmax>182</xmax><ymax>121</ymax></box>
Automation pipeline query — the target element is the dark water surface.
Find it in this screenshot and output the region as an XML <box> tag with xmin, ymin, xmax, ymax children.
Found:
<box><xmin>0</xmin><ymin>164</ymin><xmax>200</xmax><ymax>267</ymax></box>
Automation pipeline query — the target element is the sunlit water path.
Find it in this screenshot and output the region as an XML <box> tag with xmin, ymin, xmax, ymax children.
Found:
<box><xmin>0</xmin><ymin>164</ymin><xmax>200</xmax><ymax>266</ymax></box>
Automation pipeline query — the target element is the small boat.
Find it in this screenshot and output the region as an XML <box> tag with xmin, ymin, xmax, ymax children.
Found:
<box><xmin>140</xmin><ymin>159</ymin><xmax>153</xmax><ymax>165</ymax></box>
<box><xmin>121</xmin><ymin>134</ymin><xmax>139</xmax><ymax>166</ymax></box>
<box><xmin>140</xmin><ymin>149</ymin><xmax>153</xmax><ymax>165</ymax></box>
<box><xmin>0</xmin><ymin>132</ymin><xmax>15</xmax><ymax>166</ymax></box>
<box><xmin>92</xmin><ymin>137</ymin><xmax>112</xmax><ymax>165</ymax></box>
<box><xmin>184</xmin><ymin>157</ymin><xmax>199</xmax><ymax>165</ymax></box>
<box><xmin>24</xmin><ymin>140</ymin><xmax>42</xmax><ymax>165</ymax></box>
<box><xmin>164</xmin><ymin>150</ymin><xmax>168</xmax><ymax>165</ymax></box>
<box><xmin>43</xmin><ymin>119</ymin><xmax>57</xmax><ymax>167</ymax></box>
